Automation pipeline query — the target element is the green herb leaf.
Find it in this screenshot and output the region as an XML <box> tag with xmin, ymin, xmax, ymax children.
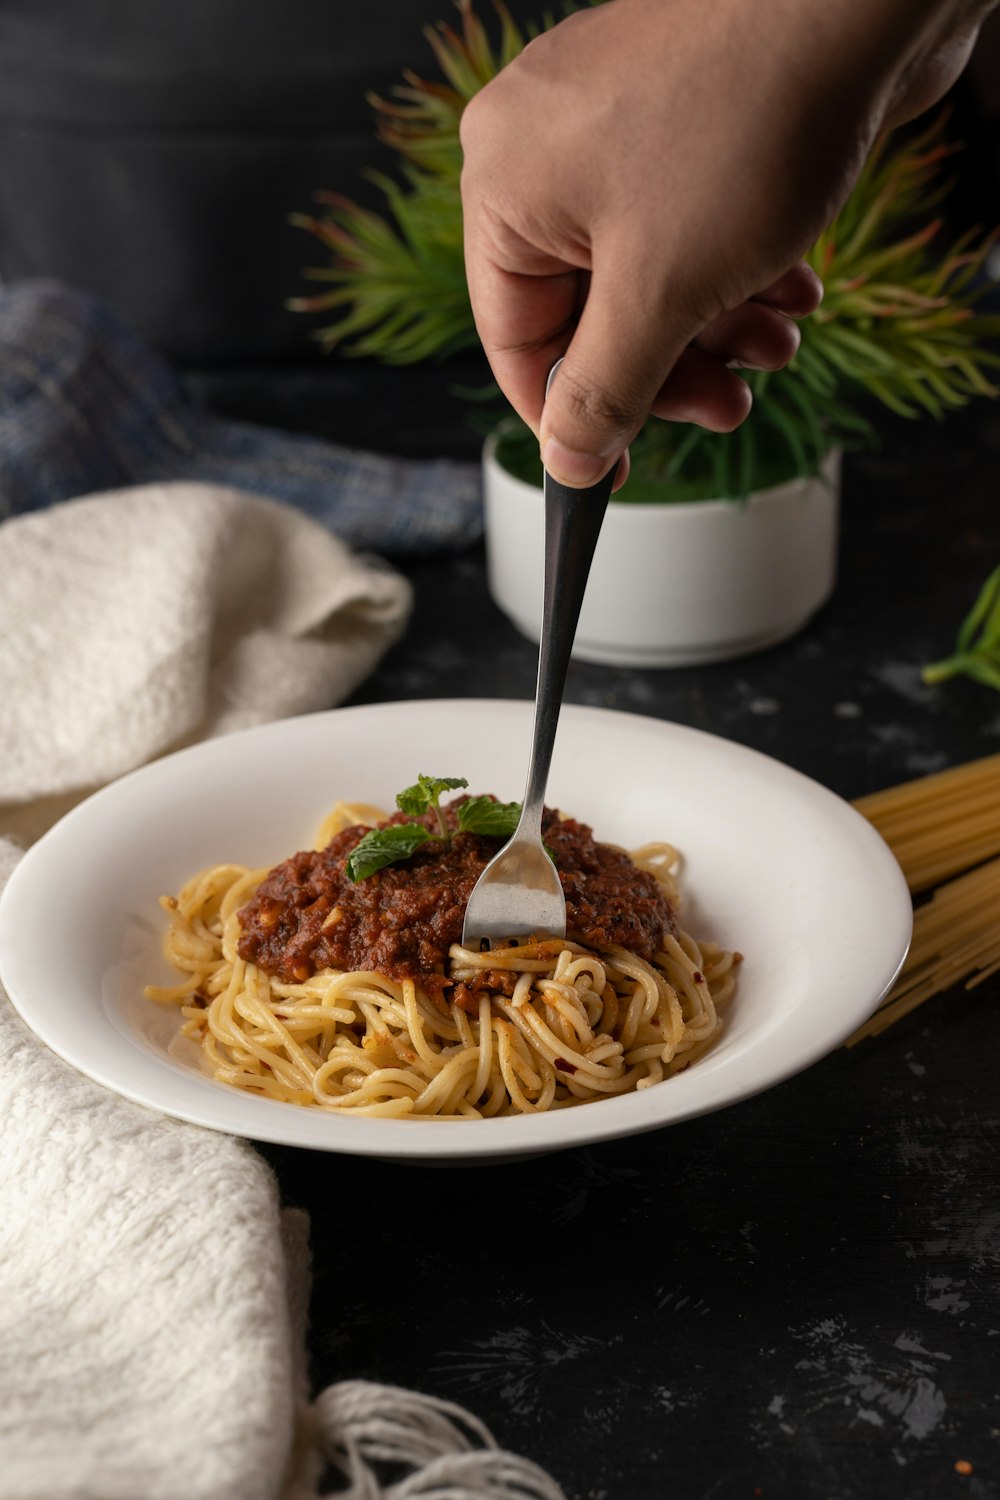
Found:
<box><xmin>956</xmin><ymin>564</ymin><xmax>1000</xmax><ymax>654</ymax></box>
<box><xmin>922</xmin><ymin>565</ymin><xmax>1000</xmax><ymax>693</ymax></box>
<box><xmin>457</xmin><ymin>796</ymin><xmax>522</xmax><ymax>838</ymax></box>
<box><xmin>346</xmin><ymin>823</ymin><xmax>431</xmax><ymax>881</ymax></box>
<box><xmin>396</xmin><ymin>774</ymin><xmax>468</xmax><ymax>816</ymax></box>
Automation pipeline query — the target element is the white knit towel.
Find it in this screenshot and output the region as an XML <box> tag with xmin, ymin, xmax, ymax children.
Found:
<box><xmin>0</xmin><ymin>485</ymin><xmax>565</xmax><ymax>1500</ymax></box>
<box><xmin>0</xmin><ymin>482</ymin><xmax>412</xmax><ymax>828</ymax></box>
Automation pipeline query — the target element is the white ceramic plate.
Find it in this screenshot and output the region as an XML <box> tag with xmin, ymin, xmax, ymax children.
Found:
<box><xmin>0</xmin><ymin>701</ymin><xmax>911</xmax><ymax>1161</ymax></box>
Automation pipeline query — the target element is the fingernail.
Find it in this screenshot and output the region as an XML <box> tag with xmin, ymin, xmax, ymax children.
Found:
<box><xmin>540</xmin><ymin>437</ymin><xmax>607</xmax><ymax>487</ymax></box>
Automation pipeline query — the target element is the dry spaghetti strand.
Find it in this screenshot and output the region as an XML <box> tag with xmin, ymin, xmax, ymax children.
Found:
<box><xmin>847</xmin><ymin>752</ymin><xmax>1000</xmax><ymax>1045</ymax></box>
<box><xmin>853</xmin><ymin>750</ymin><xmax>1000</xmax><ymax>892</ymax></box>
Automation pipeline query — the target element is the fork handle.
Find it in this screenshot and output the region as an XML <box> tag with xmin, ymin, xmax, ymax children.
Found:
<box><xmin>519</xmin><ymin>457</ymin><xmax>617</xmax><ymax>836</ymax></box>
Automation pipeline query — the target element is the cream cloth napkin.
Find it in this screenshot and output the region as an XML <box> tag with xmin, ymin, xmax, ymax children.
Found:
<box><xmin>0</xmin><ymin>481</ymin><xmax>411</xmax><ymax>842</ymax></box>
<box><xmin>0</xmin><ymin>486</ymin><xmax>564</xmax><ymax>1499</ymax></box>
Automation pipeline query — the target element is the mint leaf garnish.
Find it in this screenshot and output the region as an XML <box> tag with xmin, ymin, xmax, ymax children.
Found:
<box><xmin>457</xmin><ymin>796</ymin><xmax>522</xmax><ymax>839</ymax></box>
<box><xmin>397</xmin><ymin>774</ymin><xmax>468</xmax><ymax>836</ymax></box>
<box><xmin>396</xmin><ymin>775</ymin><xmax>468</xmax><ymax>816</ymax></box>
<box><xmin>346</xmin><ymin>824</ymin><xmax>431</xmax><ymax>882</ymax></box>
<box><xmin>347</xmin><ymin>777</ymin><xmax>527</xmax><ymax>880</ymax></box>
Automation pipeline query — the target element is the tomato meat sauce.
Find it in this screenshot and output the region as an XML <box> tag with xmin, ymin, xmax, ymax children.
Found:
<box><xmin>237</xmin><ymin>799</ymin><xmax>676</xmax><ymax>1007</ymax></box>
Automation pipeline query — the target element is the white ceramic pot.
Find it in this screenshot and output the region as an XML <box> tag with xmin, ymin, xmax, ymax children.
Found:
<box><xmin>483</xmin><ymin>438</ymin><xmax>841</xmax><ymax>667</ymax></box>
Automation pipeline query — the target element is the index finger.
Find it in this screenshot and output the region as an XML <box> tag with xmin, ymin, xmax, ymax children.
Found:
<box><xmin>463</xmin><ymin>237</ymin><xmax>586</xmax><ymax>436</ymax></box>
<box><xmin>752</xmin><ymin>262</ymin><xmax>824</xmax><ymax>317</ymax></box>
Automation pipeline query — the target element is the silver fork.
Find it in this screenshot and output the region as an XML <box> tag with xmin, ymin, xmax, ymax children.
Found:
<box><xmin>462</xmin><ymin>369</ymin><xmax>618</xmax><ymax>949</ymax></box>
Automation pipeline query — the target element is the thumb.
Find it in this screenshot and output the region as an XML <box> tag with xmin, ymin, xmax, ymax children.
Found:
<box><xmin>539</xmin><ymin>258</ymin><xmax>699</xmax><ymax>488</ymax></box>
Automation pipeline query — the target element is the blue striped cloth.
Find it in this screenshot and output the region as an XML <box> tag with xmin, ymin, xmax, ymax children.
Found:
<box><xmin>0</xmin><ymin>282</ymin><xmax>483</xmax><ymax>556</ymax></box>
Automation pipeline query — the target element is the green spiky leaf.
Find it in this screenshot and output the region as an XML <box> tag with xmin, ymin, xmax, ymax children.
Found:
<box><xmin>923</xmin><ymin>567</ymin><xmax>1000</xmax><ymax>694</ymax></box>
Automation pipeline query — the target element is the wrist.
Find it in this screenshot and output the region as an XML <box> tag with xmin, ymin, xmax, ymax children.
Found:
<box><xmin>780</xmin><ymin>0</ymin><xmax>994</xmax><ymax>102</ymax></box>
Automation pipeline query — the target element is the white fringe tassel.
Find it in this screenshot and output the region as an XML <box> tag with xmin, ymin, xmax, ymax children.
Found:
<box><xmin>308</xmin><ymin>1380</ymin><xmax>567</xmax><ymax>1499</ymax></box>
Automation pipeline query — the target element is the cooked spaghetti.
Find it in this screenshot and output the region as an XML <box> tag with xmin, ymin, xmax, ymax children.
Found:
<box><xmin>145</xmin><ymin>796</ymin><xmax>740</xmax><ymax>1117</ymax></box>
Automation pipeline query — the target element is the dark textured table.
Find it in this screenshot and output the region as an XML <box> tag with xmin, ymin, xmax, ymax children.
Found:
<box><xmin>261</xmin><ymin>402</ymin><xmax>1000</xmax><ymax>1500</ymax></box>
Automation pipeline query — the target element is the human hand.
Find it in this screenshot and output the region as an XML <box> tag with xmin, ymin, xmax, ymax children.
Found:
<box><xmin>460</xmin><ymin>0</ymin><xmax>995</xmax><ymax>488</ymax></box>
